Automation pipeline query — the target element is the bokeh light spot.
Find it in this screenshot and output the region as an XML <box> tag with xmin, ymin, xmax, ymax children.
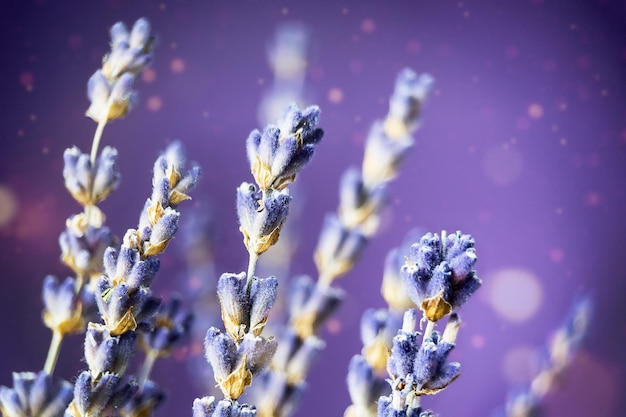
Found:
<box><xmin>482</xmin><ymin>145</ymin><xmax>524</xmax><ymax>186</ymax></box>
<box><xmin>548</xmin><ymin>248</ymin><xmax>564</xmax><ymax>263</ymax></box>
<box><xmin>0</xmin><ymin>185</ymin><xmax>18</xmax><ymax>227</ymax></box>
<box><xmin>361</xmin><ymin>18</ymin><xmax>376</xmax><ymax>33</ymax></box>
<box><xmin>142</xmin><ymin>67</ymin><xmax>157</xmax><ymax>83</ymax></box>
<box><xmin>19</xmin><ymin>71</ymin><xmax>34</xmax><ymax>91</ymax></box>
<box><xmin>171</xmin><ymin>58</ymin><xmax>186</xmax><ymax>73</ymax></box>
<box><xmin>328</xmin><ymin>88</ymin><xmax>344</xmax><ymax>104</ymax></box>
<box><xmin>488</xmin><ymin>268</ymin><xmax>543</xmax><ymax>323</ymax></box>
<box><xmin>528</xmin><ymin>103</ymin><xmax>544</xmax><ymax>119</ymax></box>
<box><xmin>470</xmin><ymin>334</ymin><xmax>485</xmax><ymax>349</ymax></box>
<box><xmin>502</xmin><ymin>345</ymin><xmax>535</xmax><ymax>384</ymax></box>
<box><xmin>406</xmin><ymin>39</ymin><xmax>421</xmax><ymax>54</ymax></box>
<box><xmin>584</xmin><ymin>191</ymin><xmax>601</xmax><ymax>206</ymax></box>
<box><xmin>327</xmin><ymin>318</ymin><xmax>341</xmax><ymax>334</ymax></box>
<box><xmin>146</xmin><ymin>95</ymin><xmax>163</xmax><ymax>112</ymax></box>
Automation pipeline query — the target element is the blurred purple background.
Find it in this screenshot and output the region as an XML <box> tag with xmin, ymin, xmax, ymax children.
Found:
<box><xmin>1</xmin><ymin>1</ymin><xmax>625</xmax><ymax>416</ymax></box>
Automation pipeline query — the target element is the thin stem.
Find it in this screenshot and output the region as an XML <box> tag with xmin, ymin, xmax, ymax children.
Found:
<box><xmin>85</xmin><ymin>117</ymin><xmax>108</xmax><ymax>224</ymax></box>
<box><xmin>245</xmin><ymin>251</ymin><xmax>259</xmax><ymax>293</ymax></box>
<box><xmin>137</xmin><ymin>350</ymin><xmax>159</xmax><ymax>392</ymax></box>
<box><xmin>90</xmin><ymin>117</ymin><xmax>108</xmax><ymax>165</ymax></box>
<box><xmin>43</xmin><ymin>330</ymin><xmax>63</xmax><ymax>375</ymax></box>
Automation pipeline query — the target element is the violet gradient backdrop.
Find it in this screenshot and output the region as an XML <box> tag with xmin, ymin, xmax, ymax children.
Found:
<box><xmin>1</xmin><ymin>1</ymin><xmax>625</xmax><ymax>416</ymax></box>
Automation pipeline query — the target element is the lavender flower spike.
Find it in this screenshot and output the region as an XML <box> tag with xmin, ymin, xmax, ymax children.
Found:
<box><xmin>0</xmin><ymin>371</ymin><xmax>73</xmax><ymax>417</ymax></box>
<box><xmin>401</xmin><ymin>231</ymin><xmax>481</xmax><ymax>322</ymax></box>
<box><xmin>247</xmin><ymin>103</ymin><xmax>324</xmax><ymax>191</ymax></box>
<box><xmin>237</xmin><ymin>182</ymin><xmax>291</xmax><ymax>257</ymax></box>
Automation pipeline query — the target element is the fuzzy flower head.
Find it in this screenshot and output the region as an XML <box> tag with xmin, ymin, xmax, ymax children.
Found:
<box><xmin>237</xmin><ymin>183</ymin><xmax>291</xmax><ymax>257</ymax></box>
<box><xmin>401</xmin><ymin>231</ymin><xmax>481</xmax><ymax>322</ymax></box>
<box><xmin>86</xmin><ymin>18</ymin><xmax>154</xmax><ymax>123</ymax></box>
<box><xmin>217</xmin><ymin>272</ymin><xmax>278</xmax><ymax>342</ymax></box>
<box><xmin>204</xmin><ymin>328</ymin><xmax>277</xmax><ymax>400</ymax></box>
<box><xmin>63</xmin><ymin>146</ymin><xmax>121</xmax><ymax>207</ymax></box>
<box><xmin>0</xmin><ymin>371</ymin><xmax>73</xmax><ymax>417</ymax></box>
<box><xmin>66</xmin><ymin>371</ymin><xmax>138</xmax><ymax>417</ymax></box>
<box><xmin>42</xmin><ymin>275</ymin><xmax>85</xmax><ymax>336</ymax></box>
<box><xmin>247</xmin><ymin>103</ymin><xmax>324</xmax><ymax>191</ymax></box>
<box><xmin>60</xmin><ymin>215</ymin><xmax>115</xmax><ymax>279</ymax></box>
<box><xmin>384</xmin><ymin>68</ymin><xmax>434</xmax><ymax>138</ymax></box>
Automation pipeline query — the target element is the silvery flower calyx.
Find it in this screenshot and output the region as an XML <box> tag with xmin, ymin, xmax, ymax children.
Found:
<box><xmin>42</xmin><ymin>275</ymin><xmax>84</xmax><ymax>335</ymax></box>
<box><xmin>63</xmin><ymin>146</ymin><xmax>121</xmax><ymax>207</ymax></box>
<box><xmin>217</xmin><ymin>272</ymin><xmax>278</xmax><ymax>342</ymax></box>
<box><xmin>246</xmin><ymin>103</ymin><xmax>324</xmax><ymax>191</ymax></box>
<box><xmin>237</xmin><ymin>182</ymin><xmax>290</xmax><ymax>257</ymax></box>
<box><xmin>204</xmin><ymin>327</ymin><xmax>277</xmax><ymax>400</ymax></box>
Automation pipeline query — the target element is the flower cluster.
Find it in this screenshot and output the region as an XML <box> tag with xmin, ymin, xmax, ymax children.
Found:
<box><xmin>0</xmin><ymin>372</ymin><xmax>73</xmax><ymax>417</ymax></box>
<box><xmin>250</xmin><ymin>68</ymin><xmax>433</xmax><ymax>417</ymax></box>
<box><xmin>66</xmin><ymin>141</ymin><xmax>199</xmax><ymax>417</ymax></box>
<box><xmin>402</xmin><ymin>231</ymin><xmax>481</xmax><ymax>323</ymax></box>
<box><xmin>378</xmin><ymin>310</ymin><xmax>462</xmax><ymax>417</ymax></box>
<box><xmin>86</xmin><ymin>18</ymin><xmax>154</xmax><ymax>123</ymax></box>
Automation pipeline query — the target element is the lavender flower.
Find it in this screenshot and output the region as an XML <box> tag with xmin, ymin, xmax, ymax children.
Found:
<box><xmin>314</xmin><ymin>214</ymin><xmax>368</xmax><ymax>283</ymax></box>
<box><xmin>236</xmin><ymin>183</ymin><xmax>291</xmax><ymax>257</ymax></box>
<box><xmin>204</xmin><ymin>327</ymin><xmax>277</xmax><ymax>400</ymax></box>
<box><xmin>66</xmin><ymin>371</ymin><xmax>137</xmax><ymax>417</ymax></box>
<box><xmin>84</xmin><ymin>323</ymin><xmax>136</xmax><ymax>379</ymax></box>
<box><xmin>87</xmin><ymin>18</ymin><xmax>154</xmax><ymax>123</ymax></box>
<box><xmin>380</xmin><ymin>311</ymin><xmax>461</xmax><ymax>416</ymax></box>
<box><xmin>0</xmin><ymin>372</ymin><xmax>73</xmax><ymax>417</ymax></box>
<box><xmin>139</xmin><ymin>295</ymin><xmax>193</xmax><ymax>356</ymax></box>
<box><xmin>193</xmin><ymin>398</ymin><xmax>256</xmax><ymax>417</ymax></box>
<box><xmin>345</xmin><ymin>355</ymin><xmax>390</xmax><ymax>417</ymax></box>
<box><xmin>246</xmin><ymin>103</ymin><xmax>324</xmax><ymax>191</ymax></box>
<box><xmin>401</xmin><ymin>231</ymin><xmax>481</xmax><ymax>322</ymax></box>
<box><xmin>63</xmin><ymin>146</ymin><xmax>121</xmax><ymax>207</ymax></box>
<box><xmin>288</xmin><ymin>275</ymin><xmax>344</xmax><ymax>338</ymax></box>
<box><xmin>360</xmin><ymin>309</ymin><xmax>403</xmax><ymax>373</ymax></box>
<box><xmin>123</xmin><ymin>380</ymin><xmax>165</xmax><ymax>417</ymax></box>
<box><xmin>95</xmin><ymin>278</ymin><xmax>161</xmax><ymax>336</ymax></box>
<box><xmin>338</xmin><ymin>167</ymin><xmax>387</xmax><ymax>236</ymax></box>
<box><xmin>59</xmin><ymin>215</ymin><xmax>115</xmax><ymax>280</ymax></box>
<box><xmin>252</xmin><ymin>371</ymin><xmax>304</xmax><ymax>417</ymax></box>
<box><xmin>217</xmin><ymin>272</ymin><xmax>278</xmax><ymax>342</ymax></box>
<box><xmin>42</xmin><ymin>276</ymin><xmax>84</xmax><ymax>336</ymax></box>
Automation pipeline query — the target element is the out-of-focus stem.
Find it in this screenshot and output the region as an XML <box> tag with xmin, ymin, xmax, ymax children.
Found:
<box><xmin>138</xmin><ymin>350</ymin><xmax>159</xmax><ymax>392</ymax></box>
<box><xmin>43</xmin><ymin>330</ymin><xmax>63</xmax><ymax>375</ymax></box>
<box><xmin>90</xmin><ymin>118</ymin><xmax>108</xmax><ymax>165</ymax></box>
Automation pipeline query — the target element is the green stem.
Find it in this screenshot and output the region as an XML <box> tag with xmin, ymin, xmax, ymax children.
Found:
<box><xmin>137</xmin><ymin>350</ymin><xmax>159</xmax><ymax>392</ymax></box>
<box><xmin>43</xmin><ymin>330</ymin><xmax>63</xmax><ymax>375</ymax></box>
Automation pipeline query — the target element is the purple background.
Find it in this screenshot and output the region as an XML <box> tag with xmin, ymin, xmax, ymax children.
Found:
<box><xmin>1</xmin><ymin>1</ymin><xmax>625</xmax><ymax>416</ymax></box>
